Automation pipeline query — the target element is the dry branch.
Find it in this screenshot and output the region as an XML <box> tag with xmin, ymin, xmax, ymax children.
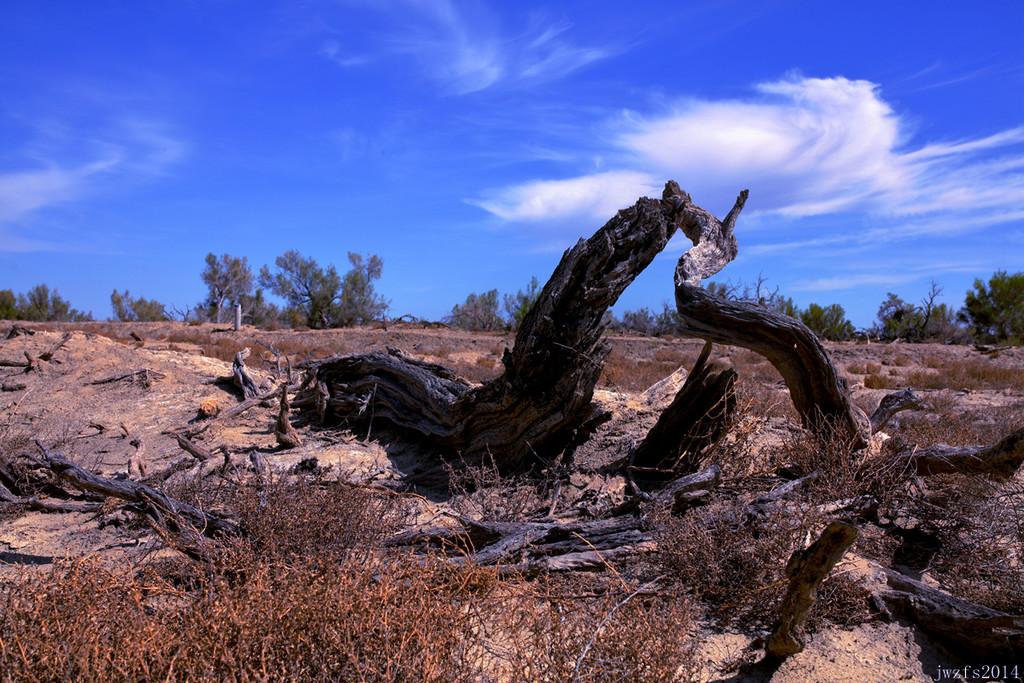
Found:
<box><xmin>904</xmin><ymin>426</ymin><xmax>1024</xmax><ymax>480</ymax></box>
<box><xmin>870</xmin><ymin>387</ymin><xmax>925</xmax><ymax>433</ymax></box>
<box><xmin>88</xmin><ymin>368</ymin><xmax>166</xmax><ymax>387</ymax></box>
<box><xmin>766</xmin><ymin>521</ymin><xmax>858</xmax><ymax>657</ymax></box>
<box><xmin>35</xmin><ymin>441</ymin><xmax>238</xmax><ymax>537</ymax></box>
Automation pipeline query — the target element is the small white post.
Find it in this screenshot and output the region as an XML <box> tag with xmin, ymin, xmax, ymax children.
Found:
<box><xmin>234</xmin><ymin>304</ymin><xmax>242</xmax><ymax>331</ymax></box>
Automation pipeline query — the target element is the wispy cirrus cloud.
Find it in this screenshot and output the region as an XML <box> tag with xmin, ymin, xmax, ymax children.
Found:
<box><xmin>472</xmin><ymin>75</ymin><xmax>1024</xmax><ymax>233</ymax></box>
<box><xmin>0</xmin><ymin>118</ymin><xmax>186</xmax><ymax>250</ymax></box>
<box><xmin>322</xmin><ymin>1</ymin><xmax>613</xmax><ymax>95</ymax></box>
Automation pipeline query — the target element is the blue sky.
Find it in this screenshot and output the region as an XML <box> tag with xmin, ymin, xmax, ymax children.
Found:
<box><xmin>2</xmin><ymin>1</ymin><xmax>1022</xmax><ymax>326</ymax></box>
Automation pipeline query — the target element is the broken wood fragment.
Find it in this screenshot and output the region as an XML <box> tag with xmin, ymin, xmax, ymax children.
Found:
<box><xmin>232</xmin><ymin>348</ymin><xmax>260</xmax><ymax>399</ymax></box>
<box><xmin>174</xmin><ymin>433</ymin><xmax>215</xmax><ymax>461</ymax></box>
<box><xmin>4</xmin><ymin>325</ymin><xmax>35</xmax><ymax>339</ymax></box>
<box><xmin>870</xmin><ymin>387</ymin><xmax>925</xmax><ymax>433</ymax></box>
<box><xmin>766</xmin><ymin>521</ymin><xmax>858</xmax><ymax>658</ymax></box>
<box><xmin>630</xmin><ymin>341</ymin><xmax>736</xmax><ymax>488</ymax></box>
<box><xmin>275</xmin><ymin>388</ymin><xmax>303</xmax><ymax>449</ymax></box>
<box><xmin>0</xmin><ymin>382</ymin><xmax>26</xmax><ymax>392</ymax></box>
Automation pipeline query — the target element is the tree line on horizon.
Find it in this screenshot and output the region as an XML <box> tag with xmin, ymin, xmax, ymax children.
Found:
<box><xmin>2</xmin><ymin>255</ymin><xmax>1023</xmax><ymax>345</ymax></box>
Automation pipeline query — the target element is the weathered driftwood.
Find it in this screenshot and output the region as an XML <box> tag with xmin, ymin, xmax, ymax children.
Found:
<box><xmin>870</xmin><ymin>387</ymin><xmax>925</xmax><ymax>433</ymax></box>
<box><xmin>301</xmin><ymin>187</ymin><xmax>687</xmax><ymax>475</ymax></box>
<box><xmin>232</xmin><ymin>348</ymin><xmax>260</xmax><ymax>400</ymax></box>
<box><xmin>668</xmin><ymin>181</ymin><xmax>870</xmax><ymax>449</ymax></box>
<box><xmin>766</xmin><ymin>521</ymin><xmax>858</xmax><ymax>657</ymax></box>
<box><xmin>35</xmin><ymin>442</ymin><xmax>238</xmax><ymax>537</ymax></box>
<box><xmin>905</xmin><ymin>425</ymin><xmax>1024</xmax><ymax>479</ymax></box>
<box><xmin>629</xmin><ymin>341</ymin><xmax>736</xmax><ymax>488</ymax></box>
<box><xmin>878</xmin><ymin>569</ymin><xmax>1024</xmax><ymax>659</ymax></box>
<box><xmin>275</xmin><ymin>388</ymin><xmax>303</xmax><ymax>449</ymax></box>
<box><xmin>0</xmin><ymin>382</ymin><xmax>26</xmax><ymax>392</ymax></box>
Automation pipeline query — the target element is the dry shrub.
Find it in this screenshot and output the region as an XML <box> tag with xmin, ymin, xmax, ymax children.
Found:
<box><xmin>495</xmin><ymin>575</ymin><xmax>699</xmax><ymax>682</ymax></box>
<box><xmin>905</xmin><ymin>358</ymin><xmax>1024</xmax><ymax>390</ymax></box>
<box><xmin>863</xmin><ymin>373</ymin><xmax>895</xmax><ymax>389</ymax></box>
<box><xmin>775</xmin><ymin>422</ymin><xmax>911</xmax><ymax>507</ymax></box>
<box><xmin>600</xmin><ymin>347</ymin><xmax>697</xmax><ymax>393</ymax></box>
<box><xmin>896</xmin><ymin>405</ymin><xmax>1024</xmax><ymax>448</ymax></box>
<box><xmin>228</xmin><ymin>475</ymin><xmax>411</xmax><ymax>561</ymax></box>
<box><xmin>805</xmin><ymin>571</ymin><xmax>873</xmax><ymax>632</ymax></box>
<box><xmin>846</xmin><ymin>361</ymin><xmax>869</xmax><ymax>375</ymax></box>
<box><xmin>656</xmin><ymin>502</ymin><xmax>818</xmax><ymax>628</ymax></box>
<box><xmin>447</xmin><ymin>454</ymin><xmax>550</xmax><ymax>522</ymax></box>
<box><xmin>892</xmin><ymin>354</ymin><xmax>913</xmax><ymax>367</ymax></box>
<box><xmin>0</xmin><ymin>554</ymin><xmax>492</xmax><ymax>682</ymax></box>
<box><xmin>920</xmin><ymin>477</ymin><xmax>1024</xmax><ymax>613</ymax></box>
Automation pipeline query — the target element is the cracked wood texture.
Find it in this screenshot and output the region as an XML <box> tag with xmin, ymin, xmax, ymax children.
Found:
<box><xmin>668</xmin><ymin>180</ymin><xmax>871</xmax><ymax>449</ymax></box>
<box><xmin>302</xmin><ymin>187</ymin><xmax>683</xmax><ymax>475</ymax></box>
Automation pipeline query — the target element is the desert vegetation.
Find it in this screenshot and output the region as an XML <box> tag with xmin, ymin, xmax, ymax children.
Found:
<box><xmin>2</xmin><ymin>183</ymin><xmax>1023</xmax><ymax>681</ymax></box>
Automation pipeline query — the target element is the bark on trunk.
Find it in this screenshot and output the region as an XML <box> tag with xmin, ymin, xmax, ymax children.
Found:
<box><xmin>302</xmin><ymin>189</ymin><xmax>684</xmax><ymax>474</ymax></box>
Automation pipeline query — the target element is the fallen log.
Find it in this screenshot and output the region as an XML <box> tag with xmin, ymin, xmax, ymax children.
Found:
<box><xmin>904</xmin><ymin>426</ymin><xmax>1024</xmax><ymax>480</ymax></box>
<box><xmin>878</xmin><ymin>569</ymin><xmax>1024</xmax><ymax>659</ymax></box>
<box><xmin>34</xmin><ymin>441</ymin><xmax>238</xmax><ymax>537</ymax></box>
<box><xmin>387</xmin><ymin>514</ymin><xmax>653</xmax><ymax>574</ymax></box>
<box><xmin>629</xmin><ymin>341</ymin><xmax>736</xmax><ymax>488</ymax></box>
<box><xmin>301</xmin><ymin>185</ymin><xmax>688</xmax><ymax>476</ymax></box>
<box><xmin>668</xmin><ymin>181</ymin><xmax>870</xmax><ymax>449</ymax></box>
<box><xmin>766</xmin><ymin>521</ymin><xmax>858</xmax><ymax>657</ymax></box>
<box><xmin>38</xmin><ymin>332</ymin><xmax>71</xmax><ymax>362</ymax></box>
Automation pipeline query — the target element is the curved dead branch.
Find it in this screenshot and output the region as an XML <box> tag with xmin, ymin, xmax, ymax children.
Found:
<box><xmin>666</xmin><ymin>181</ymin><xmax>871</xmax><ymax>449</ymax></box>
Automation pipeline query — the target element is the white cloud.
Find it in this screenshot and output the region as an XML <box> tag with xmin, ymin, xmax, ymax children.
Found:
<box><xmin>475</xmin><ymin>75</ymin><xmax>1024</xmax><ymax>230</ymax></box>
<box><xmin>468</xmin><ymin>171</ymin><xmax>658</xmax><ymax>221</ymax></box>
<box><xmin>0</xmin><ymin>119</ymin><xmax>185</xmax><ymax>233</ymax></box>
<box><xmin>327</xmin><ymin>1</ymin><xmax>611</xmax><ymax>94</ymax></box>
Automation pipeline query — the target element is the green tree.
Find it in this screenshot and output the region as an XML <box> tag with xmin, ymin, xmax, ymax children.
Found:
<box><xmin>15</xmin><ymin>284</ymin><xmax>90</xmax><ymax>322</ymax></box>
<box><xmin>259</xmin><ymin>251</ymin><xmax>343</xmax><ymax>329</ymax></box>
<box><xmin>800</xmin><ymin>303</ymin><xmax>854</xmax><ymax>341</ymax></box>
<box><xmin>0</xmin><ymin>290</ymin><xmax>17</xmax><ymax>319</ymax></box>
<box><xmin>503</xmin><ymin>276</ymin><xmax>540</xmax><ymax>330</ymax></box>
<box><xmin>960</xmin><ymin>271</ymin><xmax>1024</xmax><ymax>343</ymax></box>
<box><xmin>337</xmin><ymin>252</ymin><xmax>388</xmax><ymax>326</ymax></box>
<box><xmin>446</xmin><ymin>290</ymin><xmax>504</xmax><ymax>331</ymax></box>
<box><xmin>110</xmin><ymin>290</ymin><xmax>168</xmax><ymax>322</ymax></box>
<box><xmin>201</xmin><ymin>253</ymin><xmax>254</xmax><ymax>323</ymax></box>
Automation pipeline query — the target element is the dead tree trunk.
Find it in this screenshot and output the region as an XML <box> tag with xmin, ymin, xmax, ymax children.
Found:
<box><xmin>628</xmin><ymin>341</ymin><xmax>736</xmax><ymax>489</ymax></box>
<box><xmin>668</xmin><ymin>182</ymin><xmax>870</xmax><ymax>449</ymax></box>
<box><xmin>301</xmin><ymin>188</ymin><xmax>685</xmax><ymax>476</ymax></box>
